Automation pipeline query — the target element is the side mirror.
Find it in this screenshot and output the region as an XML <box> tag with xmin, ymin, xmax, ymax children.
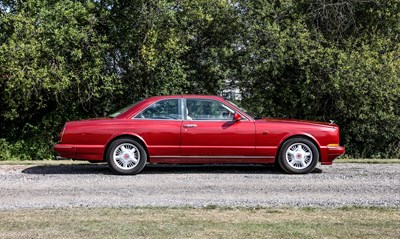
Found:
<box><xmin>233</xmin><ymin>113</ymin><xmax>242</xmax><ymax>122</ymax></box>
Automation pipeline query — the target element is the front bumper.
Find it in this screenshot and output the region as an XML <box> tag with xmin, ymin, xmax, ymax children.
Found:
<box><xmin>321</xmin><ymin>146</ymin><xmax>345</xmax><ymax>165</ymax></box>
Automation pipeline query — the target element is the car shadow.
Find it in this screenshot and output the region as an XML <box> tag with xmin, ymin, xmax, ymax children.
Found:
<box><xmin>21</xmin><ymin>163</ymin><xmax>323</xmax><ymax>175</ymax></box>
<box><xmin>21</xmin><ymin>163</ymin><xmax>113</xmax><ymax>175</ymax></box>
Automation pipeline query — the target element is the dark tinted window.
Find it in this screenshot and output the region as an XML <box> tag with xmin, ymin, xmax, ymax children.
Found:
<box><xmin>186</xmin><ymin>99</ymin><xmax>234</xmax><ymax>120</ymax></box>
<box><xmin>135</xmin><ymin>99</ymin><xmax>181</xmax><ymax>120</ymax></box>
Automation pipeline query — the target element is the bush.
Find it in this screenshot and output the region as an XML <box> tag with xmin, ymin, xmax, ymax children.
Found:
<box><xmin>0</xmin><ymin>0</ymin><xmax>398</xmax><ymax>159</ymax></box>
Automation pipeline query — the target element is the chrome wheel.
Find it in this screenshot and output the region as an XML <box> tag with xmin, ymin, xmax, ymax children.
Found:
<box><xmin>107</xmin><ymin>138</ymin><xmax>147</xmax><ymax>175</ymax></box>
<box><xmin>278</xmin><ymin>137</ymin><xmax>319</xmax><ymax>174</ymax></box>
<box><xmin>285</xmin><ymin>143</ymin><xmax>313</xmax><ymax>170</ymax></box>
<box><xmin>112</xmin><ymin>143</ymin><xmax>140</xmax><ymax>170</ymax></box>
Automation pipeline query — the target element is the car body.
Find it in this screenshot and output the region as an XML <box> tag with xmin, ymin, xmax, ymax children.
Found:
<box><xmin>54</xmin><ymin>95</ymin><xmax>345</xmax><ymax>174</ymax></box>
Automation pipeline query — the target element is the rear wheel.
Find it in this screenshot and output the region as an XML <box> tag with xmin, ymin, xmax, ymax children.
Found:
<box><xmin>278</xmin><ymin>137</ymin><xmax>319</xmax><ymax>174</ymax></box>
<box><xmin>106</xmin><ymin>138</ymin><xmax>147</xmax><ymax>175</ymax></box>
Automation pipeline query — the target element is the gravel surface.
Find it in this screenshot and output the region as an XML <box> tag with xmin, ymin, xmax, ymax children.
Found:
<box><xmin>0</xmin><ymin>163</ymin><xmax>399</xmax><ymax>209</ymax></box>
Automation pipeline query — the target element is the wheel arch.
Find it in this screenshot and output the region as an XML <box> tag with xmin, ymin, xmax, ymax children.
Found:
<box><xmin>102</xmin><ymin>134</ymin><xmax>149</xmax><ymax>162</ymax></box>
<box><xmin>275</xmin><ymin>133</ymin><xmax>321</xmax><ymax>162</ymax></box>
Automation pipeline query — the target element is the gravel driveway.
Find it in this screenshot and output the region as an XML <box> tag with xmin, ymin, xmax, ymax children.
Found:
<box><xmin>0</xmin><ymin>163</ymin><xmax>399</xmax><ymax>209</ymax></box>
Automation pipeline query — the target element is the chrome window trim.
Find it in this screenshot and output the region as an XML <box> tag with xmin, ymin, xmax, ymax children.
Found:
<box><xmin>183</xmin><ymin>119</ymin><xmax>249</xmax><ymax>122</ymax></box>
<box><xmin>131</xmin><ymin>118</ymin><xmax>183</xmax><ymax>121</ymax></box>
<box><xmin>181</xmin><ymin>98</ymin><xmax>185</xmax><ymax>120</ymax></box>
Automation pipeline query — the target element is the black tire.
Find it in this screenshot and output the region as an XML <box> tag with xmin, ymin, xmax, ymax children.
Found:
<box><xmin>278</xmin><ymin>137</ymin><xmax>319</xmax><ymax>174</ymax></box>
<box><xmin>106</xmin><ymin>138</ymin><xmax>147</xmax><ymax>175</ymax></box>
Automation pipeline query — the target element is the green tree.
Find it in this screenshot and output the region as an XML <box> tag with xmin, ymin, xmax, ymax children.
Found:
<box><xmin>236</xmin><ymin>0</ymin><xmax>400</xmax><ymax>157</ymax></box>
<box><xmin>0</xmin><ymin>0</ymin><xmax>398</xmax><ymax>160</ymax></box>
<box><xmin>0</xmin><ymin>0</ymin><xmax>116</xmax><ymax>159</ymax></box>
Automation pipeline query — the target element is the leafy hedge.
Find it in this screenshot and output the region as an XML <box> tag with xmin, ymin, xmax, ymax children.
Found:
<box><xmin>0</xmin><ymin>0</ymin><xmax>399</xmax><ymax>160</ymax></box>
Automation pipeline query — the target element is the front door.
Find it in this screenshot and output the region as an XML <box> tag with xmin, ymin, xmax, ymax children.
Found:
<box><xmin>133</xmin><ymin>98</ymin><xmax>182</xmax><ymax>158</ymax></box>
<box><xmin>181</xmin><ymin>98</ymin><xmax>255</xmax><ymax>163</ymax></box>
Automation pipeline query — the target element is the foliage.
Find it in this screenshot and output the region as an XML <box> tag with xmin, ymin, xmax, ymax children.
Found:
<box><xmin>236</xmin><ymin>0</ymin><xmax>400</xmax><ymax>158</ymax></box>
<box><xmin>0</xmin><ymin>0</ymin><xmax>399</xmax><ymax>159</ymax></box>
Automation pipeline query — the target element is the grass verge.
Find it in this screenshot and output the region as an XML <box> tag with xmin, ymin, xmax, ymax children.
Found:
<box><xmin>0</xmin><ymin>207</ymin><xmax>398</xmax><ymax>239</ymax></box>
<box><xmin>0</xmin><ymin>160</ymin><xmax>89</xmax><ymax>165</ymax></box>
<box><xmin>335</xmin><ymin>158</ymin><xmax>400</xmax><ymax>164</ymax></box>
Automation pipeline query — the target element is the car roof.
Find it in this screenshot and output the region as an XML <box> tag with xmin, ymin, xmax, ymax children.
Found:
<box><xmin>146</xmin><ymin>95</ymin><xmax>225</xmax><ymax>101</ymax></box>
<box><xmin>116</xmin><ymin>95</ymin><xmax>227</xmax><ymax>119</ymax></box>
<box><xmin>116</xmin><ymin>94</ymin><xmax>257</xmax><ymax>121</ymax></box>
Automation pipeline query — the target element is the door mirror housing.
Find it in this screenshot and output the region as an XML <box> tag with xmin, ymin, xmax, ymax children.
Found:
<box><xmin>233</xmin><ymin>113</ymin><xmax>242</xmax><ymax>122</ymax></box>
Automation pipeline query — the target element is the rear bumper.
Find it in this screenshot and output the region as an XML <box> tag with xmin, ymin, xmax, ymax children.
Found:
<box><xmin>55</xmin><ymin>155</ymin><xmax>68</xmax><ymax>160</ymax></box>
<box><xmin>321</xmin><ymin>146</ymin><xmax>345</xmax><ymax>165</ymax></box>
<box><xmin>54</xmin><ymin>143</ymin><xmax>104</xmax><ymax>161</ymax></box>
<box><xmin>54</xmin><ymin>144</ymin><xmax>75</xmax><ymax>159</ymax></box>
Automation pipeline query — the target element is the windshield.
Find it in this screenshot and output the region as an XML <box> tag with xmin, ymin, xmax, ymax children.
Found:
<box><xmin>109</xmin><ymin>101</ymin><xmax>140</xmax><ymax>118</ymax></box>
<box><xmin>228</xmin><ymin>100</ymin><xmax>260</xmax><ymax>119</ymax></box>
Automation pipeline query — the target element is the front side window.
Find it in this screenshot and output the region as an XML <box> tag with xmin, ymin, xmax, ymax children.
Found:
<box><xmin>135</xmin><ymin>99</ymin><xmax>181</xmax><ymax>120</ymax></box>
<box><xmin>186</xmin><ymin>99</ymin><xmax>234</xmax><ymax>120</ymax></box>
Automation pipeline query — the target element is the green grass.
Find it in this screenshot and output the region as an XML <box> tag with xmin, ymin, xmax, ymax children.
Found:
<box><xmin>0</xmin><ymin>207</ymin><xmax>398</xmax><ymax>239</ymax></box>
<box><xmin>335</xmin><ymin>158</ymin><xmax>400</xmax><ymax>164</ymax></box>
<box><xmin>0</xmin><ymin>159</ymin><xmax>90</xmax><ymax>165</ymax></box>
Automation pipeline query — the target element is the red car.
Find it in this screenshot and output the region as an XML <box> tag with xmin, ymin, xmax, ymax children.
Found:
<box><xmin>54</xmin><ymin>95</ymin><xmax>345</xmax><ymax>174</ymax></box>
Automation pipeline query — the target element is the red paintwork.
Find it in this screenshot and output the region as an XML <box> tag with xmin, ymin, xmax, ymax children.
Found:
<box><xmin>54</xmin><ymin>95</ymin><xmax>345</xmax><ymax>164</ymax></box>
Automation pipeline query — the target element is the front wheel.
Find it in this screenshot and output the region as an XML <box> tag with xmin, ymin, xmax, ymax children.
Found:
<box><xmin>106</xmin><ymin>138</ymin><xmax>147</xmax><ymax>175</ymax></box>
<box><xmin>278</xmin><ymin>137</ymin><xmax>319</xmax><ymax>174</ymax></box>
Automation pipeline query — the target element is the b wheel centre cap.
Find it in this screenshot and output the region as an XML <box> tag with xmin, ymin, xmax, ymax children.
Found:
<box><xmin>296</xmin><ymin>153</ymin><xmax>302</xmax><ymax>159</ymax></box>
<box><xmin>123</xmin><ymin>154</ymin><xmax>130</xmax><ymax>159</ymax></box>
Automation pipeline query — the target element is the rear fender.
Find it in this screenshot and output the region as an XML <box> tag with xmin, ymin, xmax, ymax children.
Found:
<box><xmin>102</xmin><ymin>133</ymin><xmax>148</xmax><ymax>161</ymax></box>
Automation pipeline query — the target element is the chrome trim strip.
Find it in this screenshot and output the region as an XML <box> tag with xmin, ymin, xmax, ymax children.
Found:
<box><xmin>180</xmin><ymin>146</ymin><xmax>253</xmax><ymax>149</ymax></box>
<box><xmin>152</xmin><ymin>155</ymin><xmax>275</xmax><ymax>159</ymax></box>
<box><xmin>183</xmin><ymin>119</ymin><xmax>248</xmax><ymax>122</ymax></box>
<box><xmin>131</xmin><ymin>118</ymin><xmax>183</xmax><ymax>121</ymax></box>
<box><xmin>181</xmin><ymin>97</ymin><xmax>185</xmax><ymax>120</ymax></box>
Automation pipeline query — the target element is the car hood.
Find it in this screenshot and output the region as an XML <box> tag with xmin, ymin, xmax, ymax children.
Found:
<box><xmin>256</xmin><ymin>118</ymin><xmax>337</xmax><ymax>128</ymax></box>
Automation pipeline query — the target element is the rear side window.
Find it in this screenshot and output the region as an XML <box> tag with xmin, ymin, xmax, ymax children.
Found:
<box><xmin>134</xmin><ymin>99</ymin><xmax>181</xmax><ymax>120</ymax></box>
<box><xmin>109</xmin><ymin>101</ymin><xmax>141</xmax><ymax>118</ymax></box>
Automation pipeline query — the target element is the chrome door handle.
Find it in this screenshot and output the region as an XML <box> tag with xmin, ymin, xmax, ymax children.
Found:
<box><xmin>183</xmin><ymin>124</ymin><xmax>197</xmax><ymax>128</ymax></box>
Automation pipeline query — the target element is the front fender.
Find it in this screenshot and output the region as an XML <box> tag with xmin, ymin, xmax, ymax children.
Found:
<box><xmin>275</xmin><ymin>132</ymin><xmax>323</xmax><ymax>161</ymax></box>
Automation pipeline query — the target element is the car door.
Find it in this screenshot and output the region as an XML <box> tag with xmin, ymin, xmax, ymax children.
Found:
<box><xmin>133</xmin><ymin>98</ymin><xmax>182</xmax><ymax>158</ymax></box>
<box><xmin>181</xmin><ymin>98</ymin><xmax>255</xmax><ymax>162</ymax></box>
